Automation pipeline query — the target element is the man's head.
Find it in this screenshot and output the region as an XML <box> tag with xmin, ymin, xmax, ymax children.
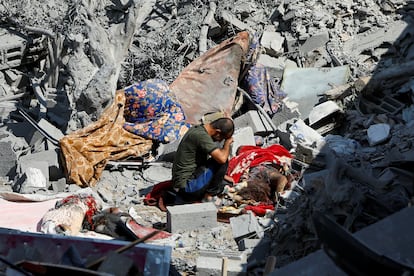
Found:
<box><xmin>210</xmin><ymin>117</ymin><xmax>234</xmax><ymax>141</ymax></box>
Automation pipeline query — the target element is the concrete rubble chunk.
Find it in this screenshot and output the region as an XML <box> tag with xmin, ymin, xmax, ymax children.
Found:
<box><xmin>309</xmin><ymin>100</ymin><xmax>342</xmax><ymax>126</ymax></box>
<box><xmin>18</xmin><ymin>149</ymin><xmax>62</xmax><ymax>181</ymax></box>
<box><xmin>281</xmin><ymin>65</ymin><xmax>350</xmax><ymax>119</ymax></box>
<box><xmin>367</xmin><ymin>123</ymin><xmax>391</xmax><ymax>146</ymax></box>
<box><xmin>256</xmin><ymin>54</ymin><xmax>295</xmax><ymax>79</ymax></box>
<box><xmin>260</xmin><ymin>31</ymin><xmax>285</xmax><ymax>56</ymax></box>
<box><xmin>229</xmin><ymin>211</ymin><xmax>263</xmax><ymax>244</ymax></box>
<box><xmin>16</xmin><ymin>166</ymin><xmax>48</xmax><ymax>193</ymax></box>
<box><xmin>343</xmin><ymin>20</ymin><xmax>409</xmax><ymax>56</ymax></box>
<box><xmin>220</xmin><ymin>10</ymin><xmax>253</xmax><ymax>32</ymax></box>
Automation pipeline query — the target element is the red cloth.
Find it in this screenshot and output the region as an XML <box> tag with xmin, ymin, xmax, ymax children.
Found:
<box><xmin>227</xmin><ymin>144</ymin><xmax>293</xmax><ymax>183</ymax></box>
<box><xmin>244</xmin><ymin>204</ymin><xmax>274</xmax><ymax>216</ymax></box>
<box><xmin>143</xmin><ymin>180</ymin><xmax>172</xmax><ymax>207</ymax></box>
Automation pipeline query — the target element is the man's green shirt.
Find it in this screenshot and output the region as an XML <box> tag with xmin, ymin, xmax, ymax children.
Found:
<box><xmin>172</xmin><ymin>124</ymin><xmax>218</xmax><ymax>189</ymax></box>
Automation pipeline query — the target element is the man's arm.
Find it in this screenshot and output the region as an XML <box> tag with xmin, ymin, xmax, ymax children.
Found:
<box><xmin>210</xmin><ymin>137</ymin><xmax>234</xmax><ymax>164</ymax></box>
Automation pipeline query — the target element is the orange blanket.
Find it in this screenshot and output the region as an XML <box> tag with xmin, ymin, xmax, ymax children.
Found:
<box><xmin>59</xmin><ymin>90</ymin><xmax>153</xmax><ymax>187</ymax></box>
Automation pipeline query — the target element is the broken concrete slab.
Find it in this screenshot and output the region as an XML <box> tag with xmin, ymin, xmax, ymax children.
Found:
<box><xmin>281</xmin><ymin>65</ymin><xmax>350</xmax><ymax>119</ymax></box>
<box><xmin>257</xmin><ymin>54</ymin><xmax>295</xmax><ymax>79</ymax></box>
<box><xmin>229</xmin><ymin>211</ymin><xmax>263</xmax><ymax>245</ymax></box>
<box><xmin>342</xmin><ymin>20</ymin><xmax>409</xmax><ymax>56</ymax></box>
<box><xmin>220</xmin><ymin>10</ymin><xmax>254</xmax><ymax>33</ymax></box>
<box><xmin>299</xmin><ymin>31</ymin><xmax>329</xmax><ymax>55</ymax></box>
<box><xmin>260</xmin><ymin>31</ymin><xmax>285</xmax><ymax>56</ymax></box>
<box><xmin>308</xmin><ymin>100</ymin><xmax>342</xmax><ymax>127</ymax></box>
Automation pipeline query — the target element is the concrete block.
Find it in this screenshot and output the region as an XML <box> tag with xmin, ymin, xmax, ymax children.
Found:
<box><xmin>196</xmin><ymin>250</ymin><xmax>247</xmax><ymax>276</ymax></box>
<box><xmin>167</xmin><ymin>202</ymin><xmax>217</xmax><ymax>233</ymax></box>
<box><xmin>4</xmin><ymin>69</ymin><xmax>28</xmax><ymax>88</ymax></box>
<box><xmin>231</xmin><ymin>126</ymin><xmax>256</xmax><ymax>158</ymax></box>
<box><xmin>360</xmin><ymin>94</ymin><xmax>404</xmax><ymax>115</ymax></box>
<box><xmin>234</xmin><ymin>110</ymin><xmax>274</xmax><ymax>135</ymax></box>
<box><xmin>0</xmin><ymin>30</ymin><xmax>25</xmax><ymax>70</ymax></box>
<box><xmin>229</xmin><ymin>212</ymin><xmax>263</xmax><ymax>243</ymax></box>
<box><xmin>221</xmin><ymin>10</ymin><xmax>254</xmax><ymax>33</ymax></box>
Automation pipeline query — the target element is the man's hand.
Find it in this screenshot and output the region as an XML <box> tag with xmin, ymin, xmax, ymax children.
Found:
<box><xmin>211</xmin><ymin>137</ymin><xmax>233</xmax><ymax>164</ymax></box>
<box><xmin>224</xmin><ymin>137</ymin><xmax>234</xmax><ymax>146</ymax></box>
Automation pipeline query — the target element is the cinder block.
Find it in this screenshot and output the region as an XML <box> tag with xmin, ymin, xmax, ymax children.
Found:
<box><xmin>234</xmin><ymin>110</ymin><xmax>274</xmax><ymax>135</ymax></box>
<box><xmin>231</xmin><ymin>127</ymin><xmax>256</xmax><ymax>157</ymax></box>
<box><xmin>196</xmin><ymin>250</ymin><xmax>247</xmax><ymax>276</ymax></box>
<box><xmin>167</xmin><ymin>202</ymin><xmax>217</xmax><ymax>233</ymax></box>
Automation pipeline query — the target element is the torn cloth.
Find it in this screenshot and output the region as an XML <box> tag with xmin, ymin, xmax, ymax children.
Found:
<box><xmin>169</xmin><ymin>31</ymin><xmax>250</xmax><ymax>124</ymax></box>
<box><xmin>227</xmin><ymin>144</ymin><xmax>293</xmax><ymax>183</ymax></box>
<box><xmin>60</xmin><ymin>90</ymin><xmax>153</xmax><ymax>187</ymax></box>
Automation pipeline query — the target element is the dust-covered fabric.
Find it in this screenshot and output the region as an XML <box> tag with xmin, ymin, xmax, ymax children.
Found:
<box><xmin>241</xmin><ymin>33</ymin><xmax>286</xmax><ymax>115</ymax></box>
<box><xmin>123</xmin><ymin>79</ymin><xmax>190</xmax><ymax>143</ymax></box>
<box><xmin>59</xmin><ymin>90</ymin><xmax>153</xmax><ymax>187</ymax></box>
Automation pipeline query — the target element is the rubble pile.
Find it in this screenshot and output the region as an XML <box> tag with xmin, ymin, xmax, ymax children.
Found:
<box><xmin>0</xmin><ymin>0</ymin><xmax>413</xmax><ymax>275</ymax></box>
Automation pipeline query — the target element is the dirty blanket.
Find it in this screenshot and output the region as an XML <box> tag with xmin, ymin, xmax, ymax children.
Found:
<box><xmin>60</xmin><ymin>90</ymin><xmax>153</xmax><ymax>187</ymax></box>
<box><xmin>123</xmin><ymin>79</ymin><xmax>190</xmax><ymax>143</ymax></box>
<box><xmin>227</xmin><ymin>144</ymin><xmax>293</xmax><ymax>183</ymax></box>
